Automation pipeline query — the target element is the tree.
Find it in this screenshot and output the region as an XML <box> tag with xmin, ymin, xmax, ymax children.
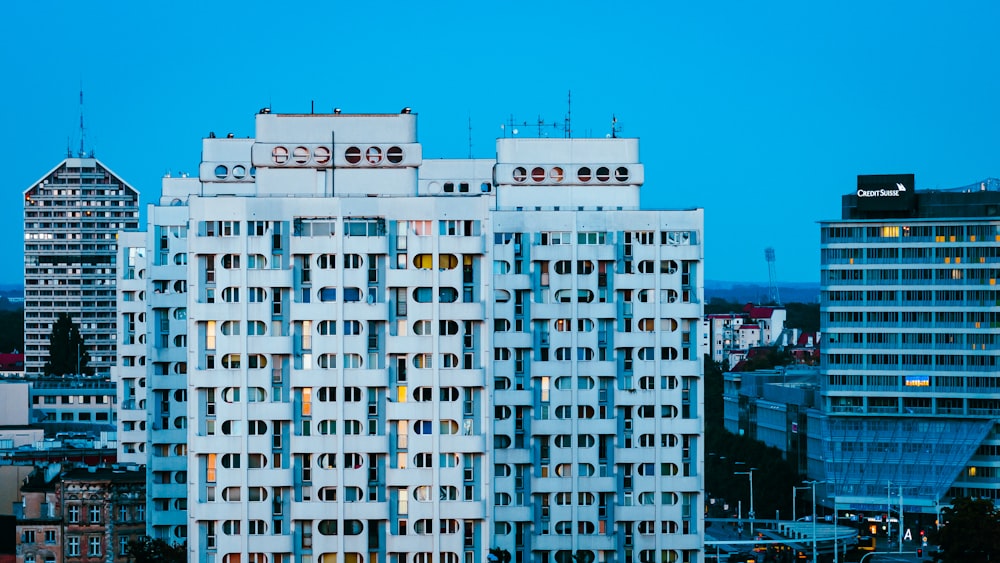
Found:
<box><xmin>928</xmin><ymin>497</ymin><xmax>1000</xmax><ymax>563</ymax></box>
<box><xmin>0</xmin><ymin>307</ymin><xmax>23</xmax><ymax>352</ymax></box>
<box><xmin>126</xmin><ymin>537</ymin><xmax>186</xmax><ymax>563</ymax></box>
<box><xmin>488</xmin><ymin>548</ymin><xmax>511</xmax><ymax>563</ymax></box>
<box><xmin>704</xmin><ymin>355</ymin><xmax>801</xmax><ymax>521</ymax></box>
<box><xmin>43</xmin><ymin>313</ymin><xmax>90</xmax><ymax>376</ymax></box>
<box><xmin>784</xmin><ymin>302</ymin><xmax>820</xmax><ymax>334</ymax></box>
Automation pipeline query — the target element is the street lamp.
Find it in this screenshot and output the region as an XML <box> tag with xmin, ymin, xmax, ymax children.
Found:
<box><xmin>734</xmin><ymin>466</ymin><xmax>757</xmax><ymax>536</ymax></box>
<box><xmin>802</xmin><ymin>480</ymin><xmax>818</xmax><ymax>563</ymax></box>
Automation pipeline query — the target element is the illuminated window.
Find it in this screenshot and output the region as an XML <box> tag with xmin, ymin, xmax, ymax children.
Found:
<box><xmin>301</xmin><ymin>388</ymin><xmax>312</xmax><ymax>416</ymax></box>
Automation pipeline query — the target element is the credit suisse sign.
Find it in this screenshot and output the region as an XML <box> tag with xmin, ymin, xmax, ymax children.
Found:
<box><xmin>856</xmin><ymin>174</ymin><xmax>916</xmax><ymax>211</ymax></box>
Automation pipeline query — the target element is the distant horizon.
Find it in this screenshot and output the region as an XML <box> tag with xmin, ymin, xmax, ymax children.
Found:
<box><xmin>0</xmin><ymin>279</ymin><xmax>821</xmax><ymax>291</ymax></box>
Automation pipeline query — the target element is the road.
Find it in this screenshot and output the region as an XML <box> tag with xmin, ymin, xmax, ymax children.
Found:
<box><xmin>861</xmin><ymin>552</ymin><xmax>924</xmax><ymax>563</ymax></box>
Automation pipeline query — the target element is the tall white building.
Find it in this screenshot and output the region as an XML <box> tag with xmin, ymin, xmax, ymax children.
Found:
<box><xmin>117</xmin><ymin>110</ymin><xmax>705</xmax><ymax>563</ymax></box>
<box><xmin>24</xmin><ymin>157</ymin><xmax>140</xmax><ymax>376</ymax></box>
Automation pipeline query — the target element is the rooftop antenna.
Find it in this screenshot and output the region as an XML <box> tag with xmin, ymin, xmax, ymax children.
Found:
<box><xmin>468</xmin><ymin>113</ymin><xmax>473</xmax><ymax>158</ymax></box>
<box><xmin>565</xmin><ymin>90</ymin><xmax>571</xmax><ymax>138</ymax></box>
<box><xmin>610</xmin><ymin>115</ymin><xmax>622</xmax><ymax>139</ymax></box>
<box><xmin>78</xmin><ymin>83</ymin><xmax>88</xmax><ymax>157</ymax></box>
<box><xmin>500</xmin><ymin>114</ymin><xmax>519</xmax><ymax>138</ymax></box>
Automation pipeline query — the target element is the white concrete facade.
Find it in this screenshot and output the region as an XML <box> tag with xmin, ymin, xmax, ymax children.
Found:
<box><xmin>119</xmin><ymin>111</ymin><xmax>705</xmax><ymax>563</ymax></box>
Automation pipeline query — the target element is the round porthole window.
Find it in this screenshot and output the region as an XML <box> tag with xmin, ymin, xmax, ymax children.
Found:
<box><xmin>513</xmin><ymin>167</ymin><xmax>527</xmax><ymax>183</ymax></box>
<box><xmin>550</xmin><ymin>167</ymin><xmax>564</xmax><ymax>182</ymax></box>
<box><xmin>531</xmin><ymin>167</ymin><xmax>545</xmax><ymax>182</ymax></box>
<box><xmin>387</xmin><ymin>146</ymin><xmax>404</xmax><ymax>164</ymax></box>
<box><xmin>293</xmin><ymin>146</ymin><xmax>310</xmax><ymax>164</ymax></box>
<box><xmin>365</xmin><ymin>146</ymin><xmax>383</xmax><ymax>165</ymax></box>
<box><xmin>596</xmin><ymin>166</ymin><xmax>611</xmax><ymax>182</ymax></box>
<box><xmin>232</xmin><ymin>165</ymin><xmax>246</xmax><ymax>179</ymax></box>
<box><xmin>214</xmin><ymin>165</ymin><xmax>228</xmax><ymax>179</ymax></box>
<box><xmin>578</xmin><ymin>167</ymin><xmax>592</xmax><ymax>182</ymax></box>
<box><xmin>345</xmin><ymin>146</ymin><xmax>362</xmax><ymax>164</ymax></box>
<box><xmin>272</xmin><ymin>146</ymin><xmax>289</xmax><ymax>165</ymax></box>
<box><xmin>615</xmin><ymin>166</ymin><xmax>629</xmax><ymax>182</ymax></box>
<box><xmin>314</xmin><ymin>146</ymin><xmax>331</xmax><ymax>165</ymax></box>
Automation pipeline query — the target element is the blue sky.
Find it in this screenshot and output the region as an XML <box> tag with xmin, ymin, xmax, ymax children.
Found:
<box><xmin>4</xmin><ymin>1</ymin><xmax>999</xmax><ymax>285</ymax></box>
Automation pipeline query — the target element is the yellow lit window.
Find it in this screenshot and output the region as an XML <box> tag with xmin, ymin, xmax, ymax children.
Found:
<box><xmin>301</xmin><ymin>387</ymin><xmax>312</xmax><ymax>416</ymax></box>
<box><xmin>413</xmin><ymin>254</ymin><xmax>433</xmax><ymax>269</ymax></box>
<box><xmin>207</xmin><ymin>453</ymin><xmax>217</xmax><ymax>482</ymax></box>
<box><xmin>206</xmin><ymin>321</ymin><xmax>216</xmax><ymax>350</ymax></box>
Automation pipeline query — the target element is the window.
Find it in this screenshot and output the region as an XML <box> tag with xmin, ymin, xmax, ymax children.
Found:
<box><xmin>221</xmin><ymin>287</ymin><xmax>239</xmax><ymax>302</ymax></box>
<box><xmin>542</xmin><ymin>231</ymin><xmax>572</xmax><ymax>245</ymax></box>
<box><xmin>68</xmin><ymin>536</ymin><xmax>80</xmax><ymax>557</ymax></box>
<box><xmin>577</xmin><ymin>231</ymin><xmax>607</xmax><ymax>245</ymax></box>
<box><xmin>89</xmin><ymin>535</ymin><xmax>102</xmax><ymax>556</ymax></box>
<box><xmin>68</xmin><ymin>505</ymin><xmax>80</xmax><ymax>523</ymax></box>
<box><xmin>345</xmin><ymin>218</ymin><xmax>386</xmax><ymax>237</ymax></box>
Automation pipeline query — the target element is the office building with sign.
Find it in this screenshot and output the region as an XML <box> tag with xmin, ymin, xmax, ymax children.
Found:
<box><xmin>117</xmin><ymin>110</ymin><xmax>705</xmax><ymax>562</ymax></box>
<box><xmin>819</xmin><ymin>175</ymin><xmax>1000</xmax><ymax>513</ymax></box>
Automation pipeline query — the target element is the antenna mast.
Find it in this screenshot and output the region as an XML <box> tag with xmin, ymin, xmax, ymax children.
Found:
<box><xmin>78</xmin><ymin>84</ymin><xmax>87</xmax><ymax>157</ymax></box>
<box><xmin>564</xmin><ymin>90</ymin><xmax>571</xmax><ymax>138</ymax></box>
<box><xmin>468</xmin><ymin>114</ymin><xmax>473</xmax><ymax>159</ymax></box>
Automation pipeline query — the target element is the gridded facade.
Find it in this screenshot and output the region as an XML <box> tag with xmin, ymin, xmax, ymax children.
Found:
<box><xmin>118</xmin><ymin>112</ymin><xmax>705</xmax><ymax>562</ymax></box>
<box><xmin>114</xmin><ymin>178</ymin><xmax>201</xmax><ymax>539</ymax></box>
<box><xmin>490</xmin><ymin>212</ymin><xmax>704</xmax><ymax>563</ymax></box>
<box><xmin>24</xmin><ymin>157</ymin><xmax>139</xmax><ymax>376</ymax></box>
<box><xmin>114</xmin><ymin>229</ymin><xmax>150</xmax><ymax>466</ymax></box>
<box><xmin>820</xmin><ymin>186</ymin><xmax>1000</xmax><ymax>511</ymax></box>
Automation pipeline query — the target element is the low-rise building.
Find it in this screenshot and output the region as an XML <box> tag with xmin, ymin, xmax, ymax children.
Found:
<box><xmin>722</xmin><ymin>366</ymin><xmax>822</xmax><ymax>475</ymax></box>
<box><xmin>15</xmin><ymin>466</ymin><xmax>61</xmax><ymax>563</ymax></box>
<box><xmin>15</xmin><ymin>465</ymin><xmax>145</xmax><ymax>563</ymax></box>
<box><xmin>705</xmin><ymin>305</ymin><xmax>787</xmax><ymax>365</ymax></box>
<box><xmin>29</xmin><ymin>377</ymin><xmax>115</xmax><ymax>433</ymax></box>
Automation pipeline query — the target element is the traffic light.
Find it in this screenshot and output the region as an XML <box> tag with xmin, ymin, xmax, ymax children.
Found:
<box><xmin>917</xmin><ymin>548</ymin><xmax>923</xmax><ymax>557</ymax></box>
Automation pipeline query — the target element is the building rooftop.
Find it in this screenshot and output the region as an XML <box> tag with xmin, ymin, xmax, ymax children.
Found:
<box><xmin>61</xmin><ymin>466</ymin><xmax>144</xmax><ymax>483</ymax></box>
<box><xmin>839</xmin><ymin>175</ymin><xmax>1000</xmax><ymax>220</ymax></box>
